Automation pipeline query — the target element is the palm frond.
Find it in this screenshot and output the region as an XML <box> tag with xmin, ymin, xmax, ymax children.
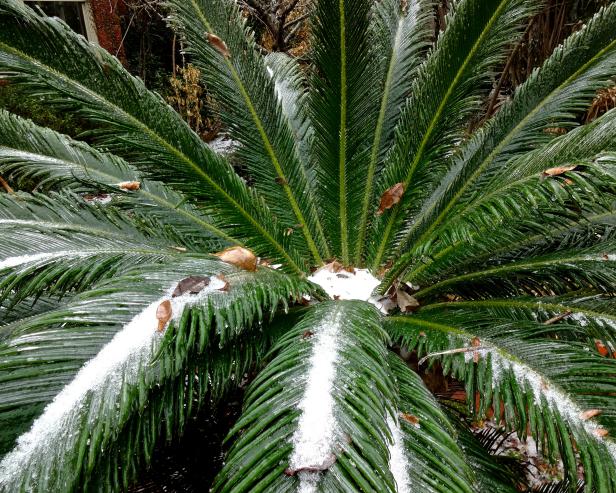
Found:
<box><xmin>212</xmin><ymin>301</ymin><xmax>397</xmax><ymax>492</ymax></box>
<box><xmin>0</xmin><ymin>191</ymin><xmax>183</xmax><ymax>306</ymax></box>
<box><xmin>0</xmin><ymin>259</ymin><xmax>316</xmax><ymax>491</ymax></box>
<box><xmin>384</xmin><ymin>309</ymin><xmax>616</xmax><ymax>490</ymax></box>
<box><xmin>370</xmin><ymin>0</ymin><xmax>540</xmax><ymax>269</ymax></box>
<box><xmin>0</xmin><ymin>110</ymin><xmax>232</xmax><ymax>250</ymax></box>
<box><xmin>387</xmin><ymin>354</ymin><xmax>475</xmax><ymax>493</ymax></box>
<box><xmin>354</xmin><ymin>0</ymin><xmax>434</xmax><ymax>262</ymax></box>
<box><xmin>0</xmin><ymin>0</ymin><xmax>304</xmax><ymax>271</ymax></box>
<box><xmin>309</xmin><ymin>0</ymin><xmax>379</xmax><ymax>263</ymax></box>
<box><xmin>388</xmin><ymin>2</ymin><xmax>616</xmax><ymax>272</ymax></box>
<box><xmin>166</xmin><ymin>0</ymin><xmax>329</xmax><ymax>264</ymax></box>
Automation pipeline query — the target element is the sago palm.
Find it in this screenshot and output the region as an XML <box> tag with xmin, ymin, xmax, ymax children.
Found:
<box><xmin>1</xmin><ymin>0</ymin><xmax>616</xmax><ymax>491</ymax></box>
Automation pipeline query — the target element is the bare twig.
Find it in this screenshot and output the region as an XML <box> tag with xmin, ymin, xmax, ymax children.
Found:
<box><xmin>0</xmin><ymin>175</ymin><xmax>14</xmax><ymax>194</ymax></box>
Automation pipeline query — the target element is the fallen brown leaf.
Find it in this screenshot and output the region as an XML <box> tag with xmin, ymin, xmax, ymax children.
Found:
<box><xmin>595</xmin><ymin>339</ymin><xmax>611</xmax><ymax>357</ymax></box>
<box><xmin>540</xmin><ymin>165</ymin><xmax>577</xmax><ymax>180</ymax></box>
<box><xmin>324</xmin><ymin>261</ymin><xmax>344</xmax><ymax>273</ymax></box>
<box><xmin>172</xmin><ymin>276</ymin><xmax>211</xmax><ymax>298</ymax></box>
<box><xmin>215</xmin><ymin>246</ymin><xmax>257</xmax><ymax>271</ymax></box>
<box><xmin>117</xmin><ymin>181</ymin><xmax>141</xmax><ymax>191</ymax></box>
<box><xmin>156</xmin><ymin>300</ymin><xmax>172</xmax><ymax>332</ymax></box>
<box><xmin>396</xmin><ymin>290</ymin><xmax>420</xmax><ymax>313</ymax></box>
<box><xmin>593</xmin><ymin>428</ymin><xmax>609</xmax><ymax>438</ymax></box>
<box><xmin>377</xmin><ymin>182</ymin><xmax>404</xmax><ymax>215</ymax></box>
<box><xmin>543</xmin><ymin>310</ymin><xmax>572</xmax><ymax>325</ymax></box>
<box><xmin>579</xmin><ymin>409</ymin><xmax>602</xmax><ymax>421</ymax></box>
<box><xmin>302</xmin><ymin>330</ymin><xmax>314</xmax><ymax>339</ymax></box>
<box><xmin>206</xmin><ymin>33</ymin><xmax>230</xmax><ymax>57</ymax></box>
<box><xmin>400</xmin><ymin>413</ymin><xmax>420</xmax><ymax>427</ymax></box>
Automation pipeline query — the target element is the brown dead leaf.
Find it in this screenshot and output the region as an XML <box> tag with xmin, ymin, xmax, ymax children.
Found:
<box><xmin>172</xmin><ymin>275</ymin><xmax>211</xmax><ymax>298</ymax></box>
<box><xmin>170</xmin><ymin>246</ymin><xmax>188</xmax><ymax>253</ymax></box>
<box><xmin>302</xmin><ymin>330</ymin><xmax>314</xmax><ymax>339</ymax></box>
<box><xmin>603</xmin><ymin>253</ymin><xmax>610</xmax><ymax>260</ymax></box>
<box><xmin>471</xmin><ymin>337</ymin><xmax>482</xmax><ymax>363</ymax></box>
<box><xmin>377</xmin><ymin>182</ymin><xmax>404</xmax><ymax>215</ymax></box>
<box><xmin>595</xmin><ymin>339</ymin><xmax>611</xmax><ymax>357</ymax></box>
<box><xmin>275</xmin><ymin>176</ymin><xmax>288</xmax><ymax>186</ymax></box>
<box><xmin>333</xmin><ymin>295</ymin><xmax>341</xmax><ymax>300</ymax></box>
<box><xmin>325</xmin><ymin>261</ymin><xmax>344</xmax><ymax>273</ymax></box>
<box><xmin>215</xmin><ymin>246</ymin><xmax>257</xmax><ymax>271</ymax></box>
<box><xmin>0</xmin><ymin>79</ymin><xmax>9</xmax><ymax>87</ymax></box>
<box><xmin>156</xmin><ymin>300</ymin><xmax>172</xmax><ymax>332</ymax></box>
<box><xmin>579</xmin><ymin>409</ymin><xmax>602</xmax><ymax>421</ymax></box>
<box><xmin>543</xmin><ymin>127</ymin><xmax>567</xmax><ymax>135</ymax></box>
<box><xmin>540</xmin><ymin>165</ymin><xmax>577</xmax><ymax>180</ymax></box>
<box><xmin>396</xmin><ymin>290</ymin><xmax>420</xmax><ymax>313</ymax></box>
<box><xmin>543</xmin><ymin>310</ymin><xmax>572</xmax><ymax>325</ymax></box>
<box><xmin>216</xmin><ymin>274</ymin><xmax>230</xmax><ymax>292</ymax></box>
<box><xmin>400</xmin><ymin>413</ymin><xmax>420</xmax><ymax>428</ymax></box>
<box><xmin>593</xmin><ymin>428</ymin><xmax>609</xmax><ymax>438</ymax></box>
<box><xmin>284</xmin><ymin>227</ymin><xmax>294</xmax><ymax>236</ymax></box>
<box><xmin>206</xmin><ymin>33</ymin><xmax>230</xmax><ymax>58</ymax></box>
<box><xmin>117</xmin><ymin>181</ymin><xmax>141</xmax><ymax>191</ymax></box>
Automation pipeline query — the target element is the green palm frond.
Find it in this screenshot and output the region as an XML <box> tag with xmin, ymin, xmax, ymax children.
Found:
<box><xmin>0</xmin><ymin>110</ymin><xmax>232</xmax><ymax>250</ymax></box>
<box><xmin>0</xmin><ymin>259</ymin><xmax>316</xmax><ymax>491</ymax></box>
<box><xmin>309</xmin><ymin>0</ymin><xmax>378</xmax><ymax>263</ymax></box>
<box><xmin>370</xmin><ymin>0</ymin><xmax>541</xmax><ymax>269</ymax></box>
<box><xmin>386</xmin><ymin>2</ymin><xmax>616</xmax><ymax>275</ymax></box>
<box><xmin>166</xmin><ymin>0</ymin><xmax>329</xmax><ymax>264</ymax></box>
<box><xmin>385</xmin><ymin>309</ymin><xmax>616</xmax><ymax>490</ymax></box>
<box><xmin>213</xmin><ymin>301</ymin><xmax>396</xmax><ymax>492</ymax></box>
<box><xmin>354</xmin><ymin>0</ymin><xmax>433</xmax><ymax>261</ymax></box>
<box><xmin>387</xmin><ymin>354</ymin><xmax>475</xmax><ymax>493</ymax></box>
<box><xmin>0</xmin><ymin>0</ymin><xmax>304</xmax><ymax>271</ymax></box>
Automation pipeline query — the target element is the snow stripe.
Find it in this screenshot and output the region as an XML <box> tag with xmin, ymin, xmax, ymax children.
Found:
<box><xmin>491</xmin><ymin>353</ymin><xmax>616</xmax><ymax>462</ymax></box>
<box><xmin>0</xmin><ymin>251</ymin><xmax>83</xmax><ymax>270</ymax></box>
<box><xmin>387</xmin><ymin>415</ymin><xmax>411</xmax><ymax>493</ymax></box>
<box><xmin>289</xmin><ymin>311</ymin><xmax>343</xmax><ymax>489</ymax></box>
<box><xmin>0</xmin><ymin>277</ymin><xmax>224</xmax><ymax>488</ymax></box>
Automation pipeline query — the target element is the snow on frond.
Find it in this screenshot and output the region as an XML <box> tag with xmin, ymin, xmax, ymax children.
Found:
<box><xmin>288</xmin><ymin>311</ymin><xmax>343</xmax><ymax>490</ymax></box>
<box><xmin>0</xmin><ymin>251</ymin><xmax>85</xmax><ymax>270</ymax></box>
<box><xmin>387</xmin><ymin>415</ymin><xmax>411</xmax><ymax>493</ymax></box>
<box><xmin>0</xmin><ymin>277</ymin><xmax>225</xmax><ymax>488</ymax></box>
<box><xmin>490</xmin><ymin>352</ymin><xmax>616</xmax><ymax>461</ymax></box>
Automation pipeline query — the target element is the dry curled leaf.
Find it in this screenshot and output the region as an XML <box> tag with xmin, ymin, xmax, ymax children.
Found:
<box><xmin>595</xmin><ymin>339</ymin><xmax>611</xmax><ymax>357</ymax></box>
<box><xmin>325</xmin><ymin>261</ymin><xmax>344</xmax><ymax>273</ymax></box>
<box><xmin>302</xmin><ymin>330</ymin><xmax>314</xmax><ymax>339</ymax></box>
<box><xmin>540</xmin><ymin>165</ymin><xmax>577</xmax><ymax>180</ymax></box>
<box><xmin>206</xmin><ymin>33</ymin><xmax>230</xmax><ymax>58</ymax></box>
<box><xmin>377</xmin><ymin>182</ymin><xmax>404</xmax><ymax>215</ymax></box>
<box><xmin>172</xmin><ymin>275</ymin><xmax>211</xmax><ymax>298</ymax></box>
<box><xmin>579</xmin><ymin>409</ymin><xmax>602</xmax><ymax>421</ymax></box>
<box><xmin>156</xmin><ymin>300</ymin><xmax>172</xmax><ymax>332</ymax></box>
<box><xmin>400</xmin><ymin>413</ymin><xmax>420</xmax><ymax>428</ymax></box>
<box><xmin>396</xmin><ymin>290</ymin><xmax>420</xmax><ymax>313</ymax></box>
<box><xmin>215</xmin><ymin>246</ymin><xmax>257</xmax><ymax>271</ymax></box>
<box><xmin>117</xmin><ymin>181</ymin><xmax>141</xmax><ymax>191</ymax></box>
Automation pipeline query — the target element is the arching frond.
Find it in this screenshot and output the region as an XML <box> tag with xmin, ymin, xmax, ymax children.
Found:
<box><xmin>213</xmin><ymin>301</ymin><xmax>396</xmax><ymax>492</ymax></box>
<box><xmin>387</xmin><ymin>2</ymin><xmax>616</xmax><ymax>274</ymax></box>
<box><xmin>0</xmin><ymin>0</ymin><xmax>304</xmax><ymax>271</ymax></box>
<box><xmin>166</xmin><ymin>0</ymin><xmax>329</xmax><ymax>264</ymax></box>
<box><xmin>384</xmin><ymin>310</ymin><xmax>616</xmax><ymax>490</ymax></box>
<box><xmin>355</xmin><ymin>0</ymin><xmax>433</xmax><ymax>261</ymax></box>
<box><xmin>0</xmin><ymin>110</ymin><xmax>231</xmax><ymax>250</ymax></box>
<box><xmin>370</xmin><ymin>0</ymin><xmax>540</xmax><ymax>269</ymax></box>
<box><xmin>0</xmin><ymin>260</ymin><xmax>316</xmax><ymax>491</ymax></box>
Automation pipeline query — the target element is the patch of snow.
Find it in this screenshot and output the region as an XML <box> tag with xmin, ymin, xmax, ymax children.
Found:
<box><xmin>0</xmin><ymin>251</ymin><xmax>83</xmax><ymax>270</ymax></box>
<box><xmin>289</xmin><ymin>311</ymin><xmax>342</xmax><ymax>489</ymax></box>
<box><xmin>208</xmin><ymin>135</ymin><xmax>239</xmax><ymax>155</ymax></box>
<box><xmin>0</xmin><ymin>278</ymin><xmax>225</xmax><ymax>489</ymax></box>
<box><xmin>387</xmin><ymin>415</ymin><xmax>411</xmax><ymax>493</ymax></box>
<box><xmin>308</xmin><ymin>266</ymin><xmax>381</xmax><ymax>302</ymax></box>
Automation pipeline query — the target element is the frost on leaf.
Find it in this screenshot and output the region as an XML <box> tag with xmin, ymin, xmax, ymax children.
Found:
<box><xmin>377</xmin><ymin>182</ymin><xmax>404</xmax><ymax>215</ymax></box>
<box><xmin>117</xmin><ymin>181</ymin><xmax>140</xmax><ymax>191</ymax></box>
<box><xmin>215</xmin><ymin>246</ymin><xmax>257</xmax><ymax>271</ymax></box>
<box><xmin>172</xmin><ymin>276</ymin><xmax>210</xmax><ymax>297</ymax></box>
<box><xmin>156</xmin><ymin>300</ymin><xmax>172</xmax><ymax>332</ymax></box>
<box><xmin>206</xmin><ymin>33</ymin><xmax>230</xmax><ymax>58</ymax></box>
